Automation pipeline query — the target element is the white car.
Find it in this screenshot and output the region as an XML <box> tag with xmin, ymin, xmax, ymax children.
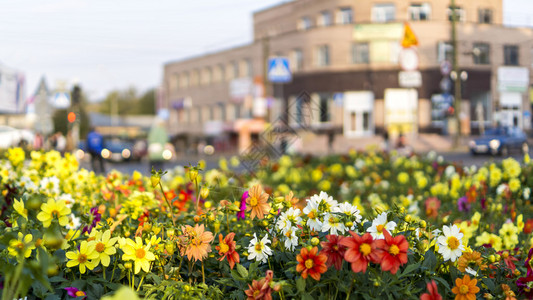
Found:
<box><xmin>0</xmin><ymin>125</ymin><xmax>34</xmax><ymax>149</ymax></box>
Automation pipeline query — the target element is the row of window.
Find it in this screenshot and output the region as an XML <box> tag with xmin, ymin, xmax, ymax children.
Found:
<box><xmin>297</xmin><ymin>4</ymin><xmax>493</xmax><ymax>30</ymax></box>
<box><xmin>438</xmin><ymin>42</ymin><xmax>520</xmax><ymax>66</ymax></box>
<box><xmin>170</xmin><ymin>59</ymin><xmax>252</xmax><ymax>91</ymax></box>
<box><xmin>177</xmin><ymin>103</ymin><xmax>252</xmax><ymax>124</ymax></box>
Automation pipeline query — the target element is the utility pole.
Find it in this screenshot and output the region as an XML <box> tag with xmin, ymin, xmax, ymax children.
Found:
<box><xmin>262</xmin><ymin>36</ymin><xmax>271</xmax><ymax>123</ymax></box>
<box><xmin>451</xmin><ymin>0</ymin><xmax>462</xmax><ymax>148</ymax></box>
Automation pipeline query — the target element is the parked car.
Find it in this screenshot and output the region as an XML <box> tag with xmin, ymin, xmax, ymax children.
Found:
<box><xmin>469</xmin><ymin>127</ymin><xmax>529</xmax><ymax>156</ymax></box>
<box><xmin>0</xmin><ymin>125</ymin><xmax>34</xmax><ymax>149</ymax></box>
<box><xmin>77</xmin><ymin>138</ymin><xmax>147</xmax><ymax>162</ymax></box>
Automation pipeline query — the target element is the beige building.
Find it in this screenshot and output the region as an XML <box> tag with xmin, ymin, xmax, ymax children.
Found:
<box><xmin>162</xmin><ymin>0</ymin><xmax>533</xmax><ymax>153</ymax></box>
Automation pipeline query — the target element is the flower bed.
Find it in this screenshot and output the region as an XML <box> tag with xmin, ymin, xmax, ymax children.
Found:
<box><xmin>1</xmin><ymin>148</ymin><xmax>532</xmax><ymax>299</ymax></box>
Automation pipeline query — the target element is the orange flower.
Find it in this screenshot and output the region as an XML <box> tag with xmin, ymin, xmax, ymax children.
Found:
<box><xmin>451</xmin><ymin>275</ymin><xmax>480</xmax><ymax>300</ymax></box>
<box><xmin>296</xmin><ymin>246</ymin><xmax>328</xmax><ymax>281</ymax></box>
<box><xmin>246</xmin><ymin>185</ymin><xmax>271</xmax><ymax>220</ymax></box>
<box><xmin>339</xmin><ymin>232</ymin><xmax>380</xmax><ymax>273</ymax></box>
<box><xmin>244</xmin><ymin>270</ymin><xmax>275</xmax><ymax>300</ymax></box>
<box><xmin>184</xmin><ymin>224</ymin><xmax>214</xmax><ymax>262</ymax></box>
<box><xmin>457</xmin><ymin>251</ymin><xmax>486</xmax><ymax>273</ymax></box>
<box><xmin>216</xmin><ymin>232</ymin><xmax>240</xmax><ymax>269</ymax></box>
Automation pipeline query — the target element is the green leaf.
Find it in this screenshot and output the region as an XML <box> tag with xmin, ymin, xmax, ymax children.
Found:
<box><xmin>432</xmin><ymin>276</ymin><xmax>451</xmax><ymax>292</ymax></box>
<box><xmin>230</xmin><ymin>269</ymin><xmax>244</xmax><ymax>282</ymax></box>
<box><xmin>400</xmin><ymin>262</ymin><xmax>420</xmax><ymax>278</ymax></box>
<box><xmin>422</xmin><ymin>250</ymin><xmax>436</xmax><ymax>270</ymax></box>
<box><xmin>236</xmin><ymin>264</ymin><xmax>249</xmax><ymax>279</ymax></box>
<box><xmin>296</xmin><ymin>276</ymin><xmax>306</xmax><ymax>292</ymax></box>
<box><xmin>482</xmin><ymin>277</ymin><xmax>496</xmax><ymax>292</ymax></box>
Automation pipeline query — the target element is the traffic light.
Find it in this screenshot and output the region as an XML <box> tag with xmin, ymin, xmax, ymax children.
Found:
<box><xmin>71</xmin><ymin>85</ymin><xmax>81</xmax><ymax>106</ymax></box>
<box><xmin>68</xmin><ymin>111</ymin><xmax>76</xmax><ymax>123</ymax></box>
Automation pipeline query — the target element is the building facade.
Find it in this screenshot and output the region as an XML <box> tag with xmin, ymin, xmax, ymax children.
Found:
<box><xmin>162</xmin><ymin>0</ymin><xmax>533</xmax><ymax>153</ymax></box>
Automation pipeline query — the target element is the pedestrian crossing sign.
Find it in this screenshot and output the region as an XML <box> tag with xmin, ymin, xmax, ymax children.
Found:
<box><xmin>267</xmin><ymin>57</ymin><xmax>292</xmax><ymax>83</ymax></box>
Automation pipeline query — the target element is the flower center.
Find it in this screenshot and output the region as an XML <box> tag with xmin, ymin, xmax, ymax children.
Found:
<box><xmin>95</xmin><ymin>242</ymin><xmax>105</xmax><ymax>253</ymax></box>
<box><xmin>376</xmin><ymin>224</ymin><xmax>385</xmax><ymax>233</ymax></box>
<box><xmin>75</xmin><ymin>291</ymin><xmax>86</xmax><ymax>297</ymax></box>
<box><xmin>285</xmin><ymin>230</ymin><xmax>292</xmax><ymax>238</ymax></box>
<box><xmin>51</xmin><ymin>210</ymin><xmax>59</xmax><ymax>218</ymax></box>
<box><xmin>255</xmin><ymin>242</ymin><xmax>263</xmax><ymax>252</ymax></box>
<box><xmin>78</xmin><ymin>254</ymin><xmax>87</xmax><ymax>263</ymax></box>
<box><xmin>360</xmin><ymin>243</ymin><xmax>371</xmax><ymax>256</ymax></box>
<box><xmin>253</xmin><ymin>290</ymin><xmax>261</xmax><ymax>297</ymax></box>
<box><xmin>219</xmin><ymin>242</ymin><xmax>229</xmax><ymax>254</ymax></box>
<box><xmin>16</xmin><ymin>241</ymin><xmax>25</xmax><ymax>250</ymax></box>
<box><xmin>136</xmin><ymin>248</ymin><xmax>146</xmax><ymax>259</ymax></box>
<box><xmin>249</xmin><ymin>197</ymin><xmax>258</xmax><ymax>207</ymax></box>
<box><xmin>305</xmin><ymin>258</ymin><xmax>314</xmax><ymax>269</ymax></box>
<box><xmin>459</xmin><ymin>284</ymin><xmax>469</xmax><ymax>294</ymax></box>
<box><xmin>308</xmin><ymin>211</ymin><xmax>316</xmax><ymax>219</ymax></box>
<box><xmin>389</xmin><ymin>245</ymin><xmax>400</xmax><ymax>256</ymax></box>
<box><xmin>447</xmin><ymin>236</ymin><xmax>460</xmax><ymax>250</ymax></box>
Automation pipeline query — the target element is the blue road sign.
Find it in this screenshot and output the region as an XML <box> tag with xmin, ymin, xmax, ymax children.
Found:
<box><xmin>267</xmin><ymin>57</ymin><xmax>292</xmax><ymax>83</ymax></box>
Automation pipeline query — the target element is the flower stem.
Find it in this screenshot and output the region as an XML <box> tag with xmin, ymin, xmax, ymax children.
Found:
<box><xmin>136</xmin><ymin>273</ymin><xmax>146</xmax><ymax>292</ymax></box>
<box><xmin>202</xmin><ymin>260</ymin><xmax>205</xmax><ymax>284</ymax></box>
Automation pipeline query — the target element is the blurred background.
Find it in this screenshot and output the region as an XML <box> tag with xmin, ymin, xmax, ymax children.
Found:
<box><xmin>1</xmin><ymin>0</ymin><xmax>533</xmax><ymax>173</ymax></box>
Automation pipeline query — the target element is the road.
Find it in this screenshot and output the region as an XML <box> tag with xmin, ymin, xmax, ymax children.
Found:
<box><xmin>79</xmin><ymin>150</ymin><xmax>529</xmax><ymax>176</ymax></box>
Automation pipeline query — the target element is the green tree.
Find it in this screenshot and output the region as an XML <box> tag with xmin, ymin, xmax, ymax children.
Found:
<box><xmin>97</xmin><ymin>87</ymin><xmax>155</xmax><ymax>115</ymax></box>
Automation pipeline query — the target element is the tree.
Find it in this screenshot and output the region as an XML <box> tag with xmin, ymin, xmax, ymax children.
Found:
<box><xmin>97</xmin><ymin>87</ymin><xmax>156</xmax><ymax>115</ymax></box>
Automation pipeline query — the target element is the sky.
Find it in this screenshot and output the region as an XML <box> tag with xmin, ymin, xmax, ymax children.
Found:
<box><xmin>0</xmin><ymin>0</ymin><xmax>531</xmax><ymax>102</ymax></box>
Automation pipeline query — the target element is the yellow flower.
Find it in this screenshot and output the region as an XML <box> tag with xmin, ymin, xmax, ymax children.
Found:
<box><xmin>8</xmin><ymin>233</ymin><xmax>35</xmax><ymax>258</ymax></box>
<box><xmin>101</xmin><ymin>287</ymin><xmax>140</xmax><ymax>300</ymax></box>
<box><xmin>122</xmin><ymin>237</ymin><xmax>156</xmax><ymax>274</ymax></box>
<box><xmin>13</xmin><ymin>198</ymin><xmax>28</xmax><ymax>220</ymax></box>
<box><xmin>36</xmin><ymin>198</ymin><xmax>71</xmax><ymax>228</ymax></box>
<box><xmin>499</xmin><ymin>223</ymin><xmax>519</xmax><ymax>250</ymax></box>
<box><xmin>66</xmin><ymin>241</ymin><xmax>99</xmax><ymax>274</ymax></box>
<box><xmin>508</xmin><ymin>178</ymin><xmax>520</xmax><ymax>193</ymax></box>
<box><xmin>470</xmin><ymin>212</ymin><xmax>481</xmax><ymax>230</ymax></box>
<box><xmin>517</xmin><ymin>214</ymin><xmax>524</xmax><ymax>232</ymax></box>
<box><xmin>92</xmin><ymin>230</ymin><xmax>118</xmax><ymax>267</ymax></box>
<box><xmin>397</xmin><ymin>172</ymin><xmax>409</xmax><ymax>184</ymax></box>
<box><xmin>7</xmin><ymin>147</ymin><xmax>25</xmax><ymax>166</ymax></box>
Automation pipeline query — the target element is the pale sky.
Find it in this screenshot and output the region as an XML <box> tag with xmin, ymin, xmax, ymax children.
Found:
<box><xmin>0</xmin><ymin>0</ymin><xmax>531</xmax><ymax>102</ymax></box>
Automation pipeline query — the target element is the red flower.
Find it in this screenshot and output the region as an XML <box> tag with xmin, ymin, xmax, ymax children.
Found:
<box><xmin>172</xmin><ymin>190</ymin><xmax>190</xmax><ymax>212</ymax></box>
<box><xmin>320</xmin><ymin>234</ymin><xmax>346</xmax><ymax>270</ymax></box>
<box><xmin>374</xmin><ymin>230</ymin><xmax>409</xmax><ymax>274</ymax></box>
<box><xmin>137</xmin><ymin>211</ymin><xmax>150</xmax><ymax>226</ymax></box>
<box><xmin>296</xmin><ymin>246</ymin><xmax>328</xmax><ymax>281</ymax></box>
<box><xmin>424</xmin><ymin>197</ymin><xmax>441</xmax><ymax>218</ymax></box>
<box><xmin>216</xmin><ymin>232</ymin><xmax>240</xmax><ymax>269</ymax></box>
<box><xmin>499</xmin><ymin>250</ymin><xmax>518</xmax><ymax>272</ymax></box>
<box><xmin>524</xmin><ymin>219</ymin><xmax>533</xmax><ymax>234</ymax></box>
<box><xmin>339</xmin><ymin>232</ymin><xmax>380</xmax><ymax>273</ymax></box>
<box><xmin>420</xmin><ymin>280</ymin><xmax>442</xmax><ymax>300</ymax></box>
<box><xmin>245</xmin><ymin>270</ymin><xmax>274</xmax><ymax>300</ymax></box>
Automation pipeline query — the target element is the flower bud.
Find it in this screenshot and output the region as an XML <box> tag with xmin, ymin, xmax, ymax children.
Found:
<box><xmin>419</xmin><ymin>220</ymin><xmax>427</xmax><ymax>228</ymax></box>
<box><xmin>200</xmin><ymin>187</ymin><xmax>210</xmax><ymax>199</ymax></box>
<box><xmin>150</xmin><ymin>175</ymin><xmax>160</xmax><ymax>188</ymax></box>
<box><xmin>188</xmin><ymin>169</ymin><xmax>198</xmax><ymax>182</ymax></box>
<box><xmin>124</xmin><ymin>262</ymin><xmax>132</xmax><ymax>269</ymax></box>
<box><xmin>310</xmin><ymin>237</ymin><xmax>320</xmax><ymax>246</ymax></box>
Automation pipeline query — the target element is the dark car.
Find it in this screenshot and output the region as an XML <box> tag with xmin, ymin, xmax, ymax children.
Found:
<box><xmin>77</xmin><ymin>138</ymin><xmax>147</xmax><ymax>162</ymax></box>
<box><xmin>469</xmin><ymin>127</ymin><xmax>529</xmax><ymax>156</ymax></box>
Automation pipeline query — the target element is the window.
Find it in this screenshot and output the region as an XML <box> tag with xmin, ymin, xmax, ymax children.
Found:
<box><xmin>219</xmin><ymin>64</ymin><xmax>226</xmax><ymax>82</ymax></box>
<box><xmin>202</xmin><ymin>67</ymin><xmax>212</xmax><ymax>85</ymax></box>
<box><xmin>448</xmin><ymin>6</ymin><xmax>465</xmax><ymax>22</ymax></box>
<box><xmin>372</xmin><ymin>4</ymin><xmax>395</xmax><ymax>23</ymax></box>
<box><xmin>245</xmin><ymin>59</ymin><xmax>253</xmax><ymax>77</ymax></box>
<box><xmin>181</xmin><ymin>72</ymin><xmax>189</xmax><ymax>89</ymax></box>
<box><xmin>409</xmin><ymin>3</ymin><xmax>431</xmax><ymax>21</ymax></box>
<box><xmin>191</xmin><ymin>70</ymin><xmax>199</xmax><ymax>86</ymax></box>
<box><xmin>197</xmin><ymin>107</ymin><xmax>202</xmax><ymax>123</ymax></box>
<box><xmin>337</xmin><ymin>7</ymin><xmax>353</xmax><ymax>24</ymax></box>
<box><xmin>219</xmin><ymin>103</ymin><xmax>226</xmax><ymax>121</ymax></box>
<box><xmin>349</xmin><ymin>112</ymin><xmax>356</xmax><ymax>132</ymax></box>
<box><xmin>478</xmin><ymin>8</ymin><xmax>492</xmax><ymax>24</ymax></box>
<box><xmin>352</xmin><ymin>43</ymin><xmax>369</xmax><ymax>64</ymax></box>
<box><xmin>437</xmin><ymin>41</ymin><xmax>453</xmax><ymax>62</ymax></box>
<box><xmin>319</xmin><ymin>94</ymin><xmax>330</xmax><ymax>123</ymax></box>
<box><xmin>473</xmin><ymin>43</ymin><xmax>490</xmax><ymax>64</ymax></box>
<box><xmin>362</xmin><ymin>112</ymin><xmax>370</xmax><ymax>131</ymax></box>
<box><xmin>171</xmin><ymin>73</ymin><xmax>179</xmax><ymax>91</ymax></box>
<box><xmin>240</xmin><ymin>59</ymin><xmax>252</xmax><ymax>77</ymax></box>
<box><xmin>232</xmin><ymin>61</ymin><xmax>239</xmax><ymax>78</ymax></box>
<box><xmin>319</xmin><ymin>11</ymin><xmax>332</xmax><ymax>27</ymax></box>
<box><xmin>298</xmin><ymin>16</ymin><xmax>312</xmax><ymax>30</ymax></box>
<box><xmin>291</xmin><ymin>49</ymin><xmax>303</xmax><ymax>71</ymax></box>
<box><xmin>235</xmin><ymin>104</ymin><xmax>241</xmax><ymax>119</ymax></box>
<box><xmin>504</xmin><ymin>45</ymin><xmax>519</xmax><ymax>65</ymax></box>
<box><xmin>316</xmin><ymin>45</ymin><xmax>330</xmax><ymax>67</ymax></box>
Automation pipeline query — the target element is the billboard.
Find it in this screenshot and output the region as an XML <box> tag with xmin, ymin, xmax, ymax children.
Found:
<box><xmin>0</xmin><ymin>64</ymin><xmax>25</xmax><ymax>113</ymax></box>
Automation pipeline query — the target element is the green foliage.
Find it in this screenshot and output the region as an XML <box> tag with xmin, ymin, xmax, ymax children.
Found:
<box><xmin>97</xmin><ymin>87</ymin><xmax>155</xmax><ymax>115</ymax></box>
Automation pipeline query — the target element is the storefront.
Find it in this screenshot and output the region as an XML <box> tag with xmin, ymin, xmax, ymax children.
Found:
<box><xmin>343</xmin><ymin>91</ymin><xmax>374</xmax><ymax>137</ymax></box>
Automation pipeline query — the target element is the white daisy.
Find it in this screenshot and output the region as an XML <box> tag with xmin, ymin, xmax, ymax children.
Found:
<box><xmin>18</xmin><ymin>176</ymin><xmax>37</xmax><ymax>192</ymax></box>
<box><xmin>283</xmin><ymin>227</ymin><xmax>299</xmax><ymax>251</ymax></box>
<box><xmin>276</xmin><ymin>207</ymin><xmax>302</xmax><ymax>234</ymax></box>
<box><xmin>303</xmin><ymin>198</ymin><xmax>322</xmax><ymax>231</ymax></box>
<box><xmin>247</xmin><ymin>234</ymin><xmax>272</xmax><ymax>264</ymax></box>
<box><xmin>59</xmin><ymin>193</ymin><xmax>75</xmax><ymax>209</ymax></box>
<box><xmin>66</xmin><ymin>214</ymin><xmax>81</xmax><ymax>230</ymax></box>
<box><xmin>39</xmin><ymin>176</ymin><xmax>60</xmax><ymax>195</ymax></box>
<box><xmin>437</xmin><ymin>224</ymin><xmax>465</xmax><ymax>262</ymax></box>
<box><xmin>333</xmin><ymin>202</ymin><xmax>362</xmax><ymax>224</ymax></box>
<box><xmin>322</xmin><ymin>213</ymin><xmax>346</xmax><ymax>235</ymax></box>
<box><xmin>367</xmin><ymin>212</ymin><xmax>397</xmax><ymax>239</ymax></box>
<box><xmin>312</xmin><ymin>191</ymin><xmax>338</xmax><ymax>213</ymax></box>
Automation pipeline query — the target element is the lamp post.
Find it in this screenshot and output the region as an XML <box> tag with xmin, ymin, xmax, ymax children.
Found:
<box><xmin>451</xmin><ymin>0</ymin><xmax>461</xmax><ymax>148</ymax></box>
